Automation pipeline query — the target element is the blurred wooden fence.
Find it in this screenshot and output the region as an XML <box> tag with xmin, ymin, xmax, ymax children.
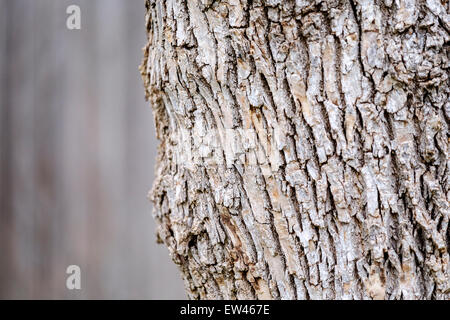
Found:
<box><xmin>0</xmin><ymin>0</ymin><xmax>184</xmax><ymax>299</ymax></box>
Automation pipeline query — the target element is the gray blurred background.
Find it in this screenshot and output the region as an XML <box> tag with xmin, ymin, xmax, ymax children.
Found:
<box><xmin>0</xmin><ymin>0</ymin><xmax>185</xmax><ymax>299</ymax></box>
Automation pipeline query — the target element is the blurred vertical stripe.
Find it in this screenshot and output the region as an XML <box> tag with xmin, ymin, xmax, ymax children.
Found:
<box><xmin>0</xmin><ymin>0</ymin><xmax>185</xmax><ymax>299</ymax></box>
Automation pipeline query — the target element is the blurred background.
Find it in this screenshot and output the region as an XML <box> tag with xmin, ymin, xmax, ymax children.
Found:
<box><xmin>0</xmin><ymin>0</ymin><xmax>185</xmax><ymax>299</ymax></box>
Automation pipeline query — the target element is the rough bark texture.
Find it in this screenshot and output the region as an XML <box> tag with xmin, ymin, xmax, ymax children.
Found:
<box><xmin>141</xmin><ymin>0</ymin><xmax>449</xmax><ymax>299</ymax></box>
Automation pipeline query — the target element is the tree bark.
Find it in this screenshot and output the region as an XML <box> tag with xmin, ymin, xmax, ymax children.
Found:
<box><xmin>141</xmin><ymin>0</ymin><xmax>449</xmax><ymax>300</ymax></box>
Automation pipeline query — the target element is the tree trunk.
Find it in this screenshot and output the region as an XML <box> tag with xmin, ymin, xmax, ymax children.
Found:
<box><xmin>141</xmin><ymin>0</ymin><xmax>449</xmax><ymax>300</ymax></box>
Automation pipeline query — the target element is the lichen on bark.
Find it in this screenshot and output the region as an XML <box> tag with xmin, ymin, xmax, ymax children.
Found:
<box><xmin>141</xmin><ymin>0</ymin><xmax>449</xmax><ymax>299</ymax></box>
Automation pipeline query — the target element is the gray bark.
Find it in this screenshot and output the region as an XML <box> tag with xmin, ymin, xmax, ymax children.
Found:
<box><xmin>141</xmin><ymin>0</ymin><xmax>449</xmax><ymax>299</ymax></box>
